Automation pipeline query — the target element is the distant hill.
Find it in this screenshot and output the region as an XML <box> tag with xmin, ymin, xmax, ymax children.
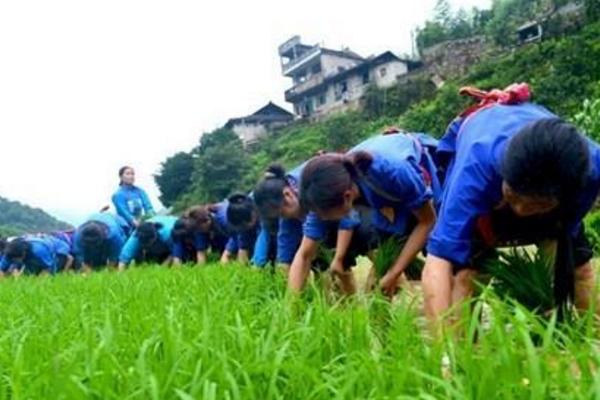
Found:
<box><xmin>0</xmin><ymin>196</ymin><xmax>72</xmax><ymax>237</ymax></box>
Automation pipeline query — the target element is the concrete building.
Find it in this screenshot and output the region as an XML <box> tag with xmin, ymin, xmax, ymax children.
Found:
<box><xmin>225</xmin><ymin>102</ymin><xmax>294</xmax><ymax>146</ymax></box>
<box><xmin>279</xmin><ymin>35</ymin><xmax>420</xmax><ymax>119</ymax></box>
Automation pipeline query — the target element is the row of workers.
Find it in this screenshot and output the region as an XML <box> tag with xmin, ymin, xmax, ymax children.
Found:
<box><xmin>1</xmin><ymin>84</ymin><xmax>598</xmax><ymax>326</ymax></box>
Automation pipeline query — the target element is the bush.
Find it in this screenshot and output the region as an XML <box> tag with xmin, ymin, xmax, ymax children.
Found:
<box><xmin>573</xmin><ymin>83</ymin><xmax>600</xmax><ymax>142</ymax></box>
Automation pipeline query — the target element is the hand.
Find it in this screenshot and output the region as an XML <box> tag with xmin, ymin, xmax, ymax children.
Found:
<box><xmin>329</xmin><ymin>258</ymin><xmax>346</xmax><ymax>277</ymax></box>
<box><xmin>379</xmin><ymin>271</ymin><xmax>400</xmax><ymax>298</ymax></box>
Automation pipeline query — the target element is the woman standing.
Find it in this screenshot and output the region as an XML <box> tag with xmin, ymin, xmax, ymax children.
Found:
<box><xmin>112</xmin><ymin>166</ymin><xmax>155</xmax><ymax>228</ymax></box>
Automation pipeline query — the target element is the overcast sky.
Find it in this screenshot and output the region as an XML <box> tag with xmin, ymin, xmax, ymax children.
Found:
<box><xmin>0</xmin><ymin>0</ymin><xmax>490</xmax><ymax>225</ymax></box>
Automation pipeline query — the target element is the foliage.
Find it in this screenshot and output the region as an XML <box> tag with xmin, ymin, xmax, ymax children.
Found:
<box><xmin>586</xmin><ymin>0</ymin><xmax>600</xmax><ymax>22</ymax></box>
<box><xmin>573</xmin><ymin>82</ymin><xmax>600</xmax><ymax>142</ymax></box>
<box><xmin>0</xmin><ymin>196</ymin><xmax>71</xmax><ymax>235</ymax></box>
<box><xmin>362</xmin><ymin>78</ymin><xmax>437</xmax><ymax>120</ymax></box>
<box><xmin>415</xmin><ymin>0</ymin><xmax>490</xmax><ymax>51</ymax></box>
<box><xmin>161</xmin><ymin>128</ymin><xmax>249</xmax><ymax>207</ymax></box>
<box><xmin>154</xmin><ymin>152</ymin><xmax>195</xmax><ymax>208</ymax></box>
<box><xmin>402</xmin><ymin>22</ymin><xmax>600</xmax><ymax>136</ymax></box>
<box><xmin>584</xmin><ymin>209</ymin><xmax>600</xmax><ymax>254</ymax></box>
<box><xmin>0</xmin><ymin>265</ymin><xmax>598</xmax><ymax>398</ymax></box>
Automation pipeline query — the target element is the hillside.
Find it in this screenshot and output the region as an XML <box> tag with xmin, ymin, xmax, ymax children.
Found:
<box><xmin>0</xmin><ymin>196</ymin><xmax>72</xmax><ymax>237</ymax></box>
<box><xmin>155</xmin><ymin>1</ymin><xmax>600</xmax><ymax>210</ymax></box>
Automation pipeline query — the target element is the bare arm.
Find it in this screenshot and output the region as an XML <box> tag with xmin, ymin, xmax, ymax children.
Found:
<box><xmin>237</xmin><ymin>250</ymin><xmax>249</xmax><ymax>264</ymax></box>
<box><xmin>381</xmin><ymin>201</ymin><xmax>436</xmax><ymax>295</ymax></box>
<box><xmin>288</xmin><ymin>237</ymin><xmax>318</xmax><ymax>293</ymax></box>
<box><xmin>196</xmin><ymin>251</ymin><xmax>207</xmax><ymax>265</ymax></box>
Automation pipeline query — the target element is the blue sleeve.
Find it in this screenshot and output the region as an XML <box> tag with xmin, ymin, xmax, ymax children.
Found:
<box><xmin>112</xmin><ymin>192</ymin><xmax>135</xmax><ymax>225</ymax></box>
<box><xmin>119</xmin><ymin>235</ymin><xmax>140</xmax><ymax>264</ymax></box>
<box><xmin>108</xmin><ymin>235</ymin><xmax>125</xmax><ymax>264</ymax></box>
<box><xmin>426</xmin><ymin>159</ymin><xmax>494</xmax><ymax>265</ymax></box>
<box><xmin>172</xmin><ymin>239</ymin><xmax>184</xmax><ymax>259</ymax></box>
<box><xmin>303</xmin><ymin>212</ymin><xmax>328</xmax><ymax>241</ymax></box>
<box><xmin>237</xmin><ymin>229</ymin><xmax>255</xmax><ymax>251</ymax></box>
<box><xmin>0</xmin><ymin>256</ymin><xmax>10</xmax><ymax>272</ymax></box>
<box><xmin>140</xmin><ymin>189</ymin><xmax>155</xmax><ymax>215</ymax></box>
<box><xmin>194</xmin><ymin>233</ymin><xmax>209</xmax><ymax>251</ymax></box>
<box><xmin>225</xmin><ymin>236</ymin><xmax>239</xmax><ymax>253</ymax></box>
<box><xmin>72</xmin><ymin>233</ymin><xmax>83</xmax><ymax>265</ymax></box>
<box><xmin>251</xmin><ymin>225</ymin><xmax>271</xmax><ymax>267</ymax></box>
<box><xmin>338</xmin><ymin>210</ymin><xmax>361</xmax><ymax>231</ymax></box>
<box><xmin>277</xmin><ymin>218</ymin><xmax>303</xmax><ymax>264</ymax></box>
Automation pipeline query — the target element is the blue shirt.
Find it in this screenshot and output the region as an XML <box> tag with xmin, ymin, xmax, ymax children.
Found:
<box><xmin>1</xmin><ymin>235</ymin><xmax>71</xmax><ymax>274</ymax></box>
<box><xmin>119</xmin><ymin>215</ymin><xmax>177</xmax><ymax>264</ymax></box>
<box><xmin>347</xmin><ymin>132</ymin><xmax>440</xmax><ymax>235</ymax></box>
<box><xmin>112</xmin><ymin>185</ymin><xmax>155</xmax><ymax>226</ymax></box>
<box><xmin>427</xmin><ymin>103</ymin><xmax>600</xmax><ymax>265</ymax></box>
<box><xmin>193</xmin><ymin>201</ymin><xmax>258</xmax><ymax>254</ymax></box>
<box><xmin>73</xmin><ymin>213</ymin><xmax>129</xmax><ymax>266</ymax></box>
<box><xmin>263</xmin><ymin>162</ymin><xmax>360</xmax><ymax>264</ymax></box>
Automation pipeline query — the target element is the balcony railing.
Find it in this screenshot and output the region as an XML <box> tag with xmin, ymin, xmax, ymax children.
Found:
<box><xmin>281</xmin><ymin>46</ymin><xmax>320</xmax><ymax>75</ymax></box>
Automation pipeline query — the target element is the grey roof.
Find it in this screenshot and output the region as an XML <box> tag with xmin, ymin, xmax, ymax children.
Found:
<box><xmin>225</xmin><ymin>102</ymin><xmax>294</xmax><ymax>128</ymax></box>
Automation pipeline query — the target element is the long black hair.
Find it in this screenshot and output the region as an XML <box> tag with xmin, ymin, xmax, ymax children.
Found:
<box><xmin>502</xmin><ymin>118</ymin><xmax>591</xmax><ymax>315</ymax></box>
<box><xmin>253</xmin><ymin>164</ymin><xmax>288</xmax><ymax>217</ymax></box>
<box><xmin>501</xmin><ymin>118</ymin><xmax>590</xmax><ymax>202</ymax></box>
<box><xmin>300</xmin><ymin>151</ymin><xmax>373</xmax><ymax>212</ymax></box>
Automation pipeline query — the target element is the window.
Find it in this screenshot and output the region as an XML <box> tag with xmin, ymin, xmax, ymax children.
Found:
<box><xmin>318</xmin><ymin>94</ymin><xmax>326</xmax><ymax>106</ymax></box>
<box><xmin>334</xmin><ymin>81</ymin><xmax>348</xmax><ymax>101</ymax></box>
<box><xmin>379</xmin><ymin>67</ymin><xmax>387</xmax><ymax>77</ymax></box>
<box><xmin>311</xmin><ymin>63</ymin><xmax>322</xmax><ymax>74</ymax></box>
<box><xmin>362</xmin><ymin>72</ymin><xmax>370</xmax><ymax>85</ymax></box>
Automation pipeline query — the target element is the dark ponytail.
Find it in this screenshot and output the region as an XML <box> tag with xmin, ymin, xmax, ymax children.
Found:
<box><xmin>501</xmin><ymin>118</ymin><xmax>591</xmax><ymax>317</ymax></box>
<box><xmin>300</xmin><ymin>152</ymin><xmax>373</xmax><ymax>212</ymax></box>
<box><xmin>254</xmin><ymin>164</ymin><xmax>288</xmax><ymax>217</ymax></box>
<box><xmin>226</xmin><ymin>193</ymin><xmax>256</xmax><ymax>229</ymax></box>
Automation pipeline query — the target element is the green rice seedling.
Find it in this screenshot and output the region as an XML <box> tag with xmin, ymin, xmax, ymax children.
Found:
<box><xmin>485</xmin><ymin>249</ymin><xmax>554</xmax><ymax>313</ymax></box>
<box><xmin>372</xmin><ymin>236</ymin><xmax>423</xmax><ymax>279</ymax></box>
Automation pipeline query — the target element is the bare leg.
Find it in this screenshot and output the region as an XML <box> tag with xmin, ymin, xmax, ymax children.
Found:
<box><xmin>574</xmin><ymin>261</ymin><xmax>597</xmax><ymax>314</ymax></box>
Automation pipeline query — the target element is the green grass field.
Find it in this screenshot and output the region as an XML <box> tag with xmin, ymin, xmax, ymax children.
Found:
<box><xmin>0</xmin><ymin>265</ymin><xmax>599</xmax><ymax>399</ymax></box>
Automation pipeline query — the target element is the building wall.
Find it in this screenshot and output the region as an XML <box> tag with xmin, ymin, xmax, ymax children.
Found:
<box><xmin>232</xmin><ymin>123</ymin><xmax>267</xmax><ymax>145</ymax></box>
<box><xmin>371</xmin><ymin>60</ymin><xmax>408</xmax><ymax>88</ymax></box>
<box><xmin>320</xmin><ymin>53</ymin><xmax>363</xmax><ymax>77</ymax></box>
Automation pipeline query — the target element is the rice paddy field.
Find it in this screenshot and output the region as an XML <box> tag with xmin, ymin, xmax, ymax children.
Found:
<box><xmin>1</xmin><ymin>263</ymin><xmax>600</xmax><ymax>399</ymax></box>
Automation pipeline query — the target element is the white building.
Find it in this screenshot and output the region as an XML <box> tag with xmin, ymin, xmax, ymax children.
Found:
<box><xmin>225</xmin><ymin>102</ymin><xmax>294</xmax><ymax>146</ymax></box>
<box><xmin>279</xmin><ymin>36</ymin><xmax>420</xmax><ymax>119</ymax></box>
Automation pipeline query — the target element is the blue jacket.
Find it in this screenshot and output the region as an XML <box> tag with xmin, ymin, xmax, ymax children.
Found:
<box><xmin>427</xmin><ymin>103</ymin><xmax>600</xmax><ymax>265</ymax></box>
<box><xmin>1</xmin><ymin>235</ymin><xmax>71</xmax><ymax>274</ymax></box>
<box><xmin>73</xmin><ymin>213</ymin><xmax>129</xmax><ymax>266</ymax></box>
<box><xmin>347</xmin><ymin>132</ymin><xmax>440</xmax><ymax>235</ymax></box>
<box><xmin>119</xmin><ymin>215</ymin><xmax>177</xmax><ymax>265</ymax></box>
<box><xmin>112</xmin><ymin>185</ymin><xmax>155</xmax><ymax>227</ymax></box>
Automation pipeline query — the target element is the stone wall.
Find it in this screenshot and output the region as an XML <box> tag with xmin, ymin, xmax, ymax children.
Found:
<box><xmin>420</xmin><ymin>35</ymin><xmax>491</xmax><ymax>80</ymax></box>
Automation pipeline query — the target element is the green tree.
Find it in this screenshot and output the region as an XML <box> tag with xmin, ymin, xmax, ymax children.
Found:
<box><xmin>586</xmin><ymin>0</ymin><xmax>600</xmax><ymax>22</ymax></box>
<box><xmin>154</xmin><ymin>152</ymin><xmax>195</xmax><ymax>207</ymax></box>
<box><xmin>189</xmin><ymin>128</ymin><xmax>248</xmax><ymax>202</ymax></box>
